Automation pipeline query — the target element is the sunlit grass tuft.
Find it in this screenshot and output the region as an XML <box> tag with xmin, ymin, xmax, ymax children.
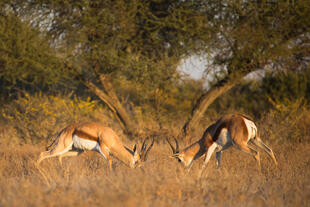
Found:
<box><xmin>0</xmin><ymin>141</ymin><xmax>309</xmax><ymax>207</ymax></box>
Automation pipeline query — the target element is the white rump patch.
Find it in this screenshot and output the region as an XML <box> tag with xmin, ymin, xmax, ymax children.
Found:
<box><xmin>73</xmin><ymin>135</ymin><xmax>100</xmax><ymax>151</ymax></box>
<box><xmin>243</xmin><ymin>118</ymin><xmax>257</xmax><ymax>141</ymax></box>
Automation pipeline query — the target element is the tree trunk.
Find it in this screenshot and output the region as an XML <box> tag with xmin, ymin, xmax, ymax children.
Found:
<box><xmin>179</xmin><ymin>77</ymin><xmax>239</xmax><ymax>142</ymax></box>
<box><xmin>81</xmin><ymin>76</ymin><xmax>137</xmax><ymax>137</ymax></box>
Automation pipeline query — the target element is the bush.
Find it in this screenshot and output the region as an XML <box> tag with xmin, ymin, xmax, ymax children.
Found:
<box><xmin>1</xmin><ymin>93</ymin><xmax>110</xmax><ymax>144</ymax></box>
<box><xmin>258</xmin><ymin>98</ymin><xmax>310</xmax><ymax>143</ymax></box>
<box><xmin>209</xmin><ymin>67</ymin><xmax>310</xmax><ymax>119</ymax></box>
<box><xmin>261</xmin><ymin>69</ymin><xmax>310</xmax><ymax>106</ymax></box>
<box><xmin>116</xmin><ymin>75</ymin><xmax>203</xmax><ymax>128</ymax></box>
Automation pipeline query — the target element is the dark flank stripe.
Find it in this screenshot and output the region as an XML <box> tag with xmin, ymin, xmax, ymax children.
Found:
<box><xmin>73</xmin><ymin>129</ymin><xmax>98</xmax><ymax>142</ymax></box>
<box><xmin>213</xmin><ymin>121</ymin><xmax>229</xmax><ymax>142</ymax></box>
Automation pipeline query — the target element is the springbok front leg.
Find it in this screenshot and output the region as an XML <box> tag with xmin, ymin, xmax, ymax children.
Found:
<box><xmin>216</xmin><ymin>151</ymin><xmax>222</xmax><ymax>168</ymax></box>
<box><xmin>198</xmin><ymin>142</ymin><xmax>218</xmax><ymax>178</ymax></box>
<box><xmin>97</xmin><ymin>144</ymin><xmax>113</xmax><ymax>173</ymax></box>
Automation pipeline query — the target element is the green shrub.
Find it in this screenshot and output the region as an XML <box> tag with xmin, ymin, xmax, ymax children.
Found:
<box><xmin>1</xmin><ymin>93</ymin><xmax>109</xmax><ymax>144</ymax></box>
<box><xmin>258</xmin><ymin>99</ymin><xmax>310</xmax><ymax>143</ymax></box>
<box><xmin>261</xmin><ymin>69</ymin><xmax>310</xmax><ymax>106</ymax></box>
<box><xmin>209</xmin><ymin>67</ymin><xmax>310</xmax><ymax>119</ymax></box>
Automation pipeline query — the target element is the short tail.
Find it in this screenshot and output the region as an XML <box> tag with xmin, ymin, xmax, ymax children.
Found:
<box><xmin>45</xmin><ymin>131</ymin><xmax>62</xmax><ymax>151</ymax></box>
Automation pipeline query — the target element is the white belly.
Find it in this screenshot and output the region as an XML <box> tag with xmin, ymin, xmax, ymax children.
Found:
<box><xmin>73</xmin><ymin>135</ymin><xmax>100</xmax><ymax>151</ymax></box>
<box><xmin>243</xmin><ymin>118</ymin><xmax>257</xmax><ymax>141</ymax></box>
<box><xmin>216</xmin><ymin>128</ymin><xmax>233</xmax><ymax>151</ymax></box>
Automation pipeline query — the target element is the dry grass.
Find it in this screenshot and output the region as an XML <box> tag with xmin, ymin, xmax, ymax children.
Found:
<box><xmin>0</xmin><ymin>140</ymin><xmax>309</xmax><ymax>207</ymax></box>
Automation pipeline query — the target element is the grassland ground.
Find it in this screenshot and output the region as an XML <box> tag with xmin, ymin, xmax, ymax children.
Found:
<box><xmin>0</xmin><ymin>140</ymin><xmax>309</xmax><ymax>207</ymax></box>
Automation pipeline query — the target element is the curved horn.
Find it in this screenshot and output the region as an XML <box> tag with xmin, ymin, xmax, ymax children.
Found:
<box><xmin>174</xmin><ymin>138</ymin><xmax>179</xmax><ymax>153</ymax></box>
<box><xmin>141</xmin><ymin>137</ymin><xmax>154</xmax><ymax>161</ymax></box>
<box><xmin>166</xmin><ymin>137</ymin><xmax>179</xmax><ymax>154</ymax></box>
<box><xmin>166</xmin><ymin>137</ymin><xmax>175</xmax><ymax>153</ymax></box>
<box><xmin>140</xmin><ymin>137</ymin><xmax>148</xmax><ymax>154</ymax></box>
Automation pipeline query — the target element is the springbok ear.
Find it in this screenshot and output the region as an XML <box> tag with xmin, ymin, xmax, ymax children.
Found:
<box><xmin>133</xmin><ymin>144</ymin><xmax>137</xmax><ymax>153</ymax></box>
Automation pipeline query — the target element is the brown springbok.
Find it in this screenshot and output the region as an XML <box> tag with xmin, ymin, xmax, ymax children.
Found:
<box><xmin>37</xmin><ymin>122</ymin><xmax>154</xmax><ymax>170</ymax></box>
<box><xmin>167</xmin><ymin>114</ymin><xmax>278</xmax><ymax>175</ymax></box>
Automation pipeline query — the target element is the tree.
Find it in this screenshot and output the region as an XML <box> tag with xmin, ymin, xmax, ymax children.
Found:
<box><xmin>179</xmin><ymin>1</ymin><xmax>310</xmax><ymax>141</ymax></box>
<box><xmin>17</xmin><ymin>0</ymin><xmax>210</xmax><ymax>136</ymax></box>
<box><xmin>4</xmin><ymin>1</ymin><xmax>308</xmax><ymax>140</ymax></box>
<box><xmin>0</xmin><ymin>10</ymin><xmax>67</xmax><ymax>102</ymax></box>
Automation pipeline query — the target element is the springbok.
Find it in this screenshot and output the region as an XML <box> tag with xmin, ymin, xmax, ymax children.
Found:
<box><xmin>167</xmin><ymin>114</ymin><xmax>278</xmax><ymax>175</ymax></box>
<box><xmin>37</xmin><ymin>122</ymin><xmax>154</xmax><ymax>171</ymax></box>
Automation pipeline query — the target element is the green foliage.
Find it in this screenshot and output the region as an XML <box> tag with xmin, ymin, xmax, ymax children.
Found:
<box><xmin>261</xmin><ymin>69</ymin><xmax>310</xmax><ymax>106</ymax></box>
<box><xmin>199</xmin><ymin>1</ymin><xmax>310</xmax><ymax>87</ymax></box>
<box><xmin>209</xmin><ymin>66</ymin><xmax>310</xmax><ymax>119</ymax></box>
<box><xmin>0</xmin><ymin>12</ymin><xmax>68</xmax><ymax>94</ymax></box>
<box><xmin>0</xmin><ymin>1</ymin><xmax>309</xmax><ymax>138</ymax></box>
<box><xmin>207</xmin><ymin>81</ymin><xmax>262</xmax><ymax>117</ymax></box>
<box><xmin>258</xmin><ymin>99</ymin><xmax>310</xmax><ymax>143</ymax></box>
<box><xmin>1</xmin><ymin>93</ymin><xmax>106</xmax><ymax>144</ymax></box>
<box><xmin>37</xmin><ymin>0</ymin><xmax>210</xmax><ymax>90</ymax></box>
<box><xmin>0</xmin><ymin>1</ymin><xmax>211</xmax><ymax>130</ymax></box>
<box><xmin>116</xmin><ymin>75</ymin><xmax>204</xmax><ymax>127</ymax></box>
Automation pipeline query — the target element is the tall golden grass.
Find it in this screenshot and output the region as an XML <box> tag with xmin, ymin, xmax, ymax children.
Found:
<box><xmin>0</xmin><ymin>94</ymin><xmax>309</xmax><ymax>206</ymax></box>
<box><xmin>0</xmin><ymin>140</ymin><xmax>309</xmax><ymax>207</ymax></box>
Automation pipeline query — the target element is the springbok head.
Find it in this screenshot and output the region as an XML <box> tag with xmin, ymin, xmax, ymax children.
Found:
<box><xmin>132</xmin><ymin>137</ymin><xmax>155</xmax><ymax>167</ymax></box>
<box><xmin>166</xmin><ymin>137</ymin><xmax>196</xmax><ymax>168</ymax></box>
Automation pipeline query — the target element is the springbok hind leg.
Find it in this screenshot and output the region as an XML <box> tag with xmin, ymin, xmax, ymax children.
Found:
<box><xmin>35</xmin><ymin>162</ymin><xmax>51</xmax><ymax>187</ymax></box>
<box><xmin>36</xmin><ymin>142</ymin><xmax>73</xmax><ymax>166</ymax></box>
<box><xmin>216</xmin><ymin>151</ymin><xmax>222</xmax><ymax>169</ymax></box>
<box><xmin>251</xmin><ymin>137</ymin><xmax>278</xmax><ymax>166</ymax></box>
<box><xmin>235</xmin><ymin>142</ymin><xmax>261</xmax><ymax>172</ymax></box>
<box><xmin>58</xmin><ymin>150</ymin><xmax>84</xmax><ymax>166</ymax></box>
<box><xmin>36</xmin><ymin>142</ymin><xmax>73</xmax><ymax>187</ymax></box>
